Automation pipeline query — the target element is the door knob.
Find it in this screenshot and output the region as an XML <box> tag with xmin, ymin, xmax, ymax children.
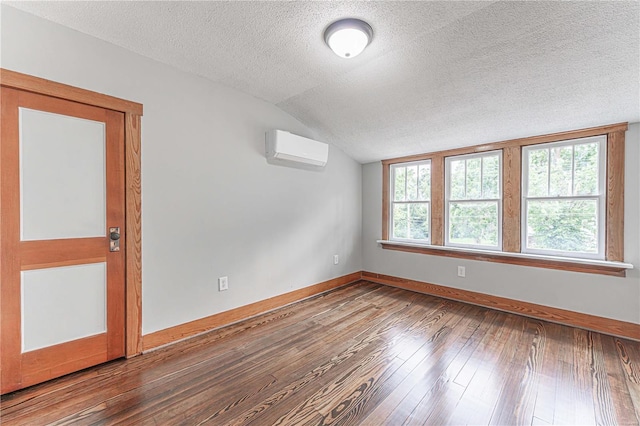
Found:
<box><xmin>109</xmin><ymin>227</ymin><xmax>121</xmax><ymax>252</ymax></box>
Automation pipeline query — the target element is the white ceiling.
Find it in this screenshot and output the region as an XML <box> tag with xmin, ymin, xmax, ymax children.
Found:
<box><xmin>7</xmin><ymin>1</ymin><xmax>640</xmax><ymax>163</ymax></box>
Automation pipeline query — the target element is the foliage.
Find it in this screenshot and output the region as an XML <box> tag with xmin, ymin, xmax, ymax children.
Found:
<box><xmin>448</xmin><ymin>153</ymin><xmax>500</xmax><ymax>247</ymax></box>
<box><xmin>392</xmin><ymin>163</ymin><xmax>430</xmax><ymax>241</ymax></box>
<box><xmin>526</xmin><ymin>200</ymin><xmax>597</xmax><ymax>253</ymax></box>
<box><xmin>525</xmin><ymin>141</ymin><xmax>599</xmax><ymax>253</ymax></box>
<box><xmin>393</xmin><ymin>203</ymin><xmax>429</xmax><ymax>240</ymax></box>
<box><xmin>449</xmin><ymin>202</ymin><xmax>498</xmax><ymax>246</ymax></box>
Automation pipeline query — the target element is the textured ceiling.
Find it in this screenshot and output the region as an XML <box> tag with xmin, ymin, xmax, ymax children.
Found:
<box><xmin>7</xmin><ymin>1</ymin><xmax>640</xmax><ymax>163</ymax></box>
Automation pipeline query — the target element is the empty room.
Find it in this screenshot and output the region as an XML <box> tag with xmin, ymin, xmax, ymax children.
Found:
<box><xmin>1</xmin><ymin>1</ymin><xmax>639</xmax><ymax>425</ymax></box>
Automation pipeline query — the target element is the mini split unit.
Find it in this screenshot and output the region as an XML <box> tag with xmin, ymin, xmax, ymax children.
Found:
<box><xmin>265</xmin><ymin>130</ymin><xmax>329</xmax><ymax>167</ymax></box>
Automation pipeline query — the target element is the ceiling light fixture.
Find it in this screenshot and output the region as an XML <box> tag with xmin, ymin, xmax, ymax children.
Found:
<box><xmin>324</xmin><ymin>18</ymin><xmax>373</xmax><ymax>59</ymax></box>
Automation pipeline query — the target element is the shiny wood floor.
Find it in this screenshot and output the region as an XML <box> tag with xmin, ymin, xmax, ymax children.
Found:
<box><xmin>1</xmin><ymin>281</ymin><xmax>639</xmax><ymax>425</ymax></box>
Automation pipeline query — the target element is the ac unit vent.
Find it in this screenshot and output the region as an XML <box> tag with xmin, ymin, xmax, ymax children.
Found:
<box><xmin>265</xmin><ymin>130</ymin><xmax>328</xmax><ymax>167</ymax></box>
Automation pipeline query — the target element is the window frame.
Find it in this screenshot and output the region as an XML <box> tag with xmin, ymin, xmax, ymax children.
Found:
<box><xmin>444</xmin><ymin>150</ymin><xmax>503</xmax><ymax>251</ymax></box>
<box><xmin>379</xmin><ymin>122</ymin><xmax>629</xmax><ymax>277</ymax></box>
<box><xmin>389</xmin><ymin>159</ymin><xmax>432</xmax><ymax>244</ymax></box>
<box><xmin>521</xmin><ymin>136</ymin><xmax>607</xmax><ymax>260</ymax></box>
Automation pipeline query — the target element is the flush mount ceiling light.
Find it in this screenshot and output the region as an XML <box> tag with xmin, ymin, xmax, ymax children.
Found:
<box><xmin>324</xmin><ymin>18</ymin><xmax>373</xmax><ymax>59</ymax></box>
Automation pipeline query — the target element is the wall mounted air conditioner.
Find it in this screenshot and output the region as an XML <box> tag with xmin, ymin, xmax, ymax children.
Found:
<box><xmin>265</xmin><ymin>130</ymin><xmax>329</xmax><ymax>167</ymax></box>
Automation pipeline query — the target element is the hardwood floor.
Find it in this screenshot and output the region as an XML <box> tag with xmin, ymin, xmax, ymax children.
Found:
<box><xmin>1</xmin><ymin>281</ymin><xmax>639</xmax><ymax>425</ymax></box>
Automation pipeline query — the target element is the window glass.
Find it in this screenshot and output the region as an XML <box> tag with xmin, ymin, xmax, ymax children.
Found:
<box><xmin>525</xmin><ymin>199</ymin><xmax>598</xmax><ymax>254</ymax></box>
<box><xmin>449</xmin><ymin>201</ymin><xmax>499</xmax><ymax>247</ymax></box>
<box><xmin>408</xmin><ymin>203</ymin><xmax>430</xmax><ymax>240</ymax></box>
<box><xmin>406</xmin><ymin>165</ymin><xmax>418</xmax><ymax>201</ymax></box>
<box><xmin>466</xmin><ymin>157</ymin><xmax>482</xmax><ymax>199</ymax></box>
<box><xmin>446</xmin><ymin>151</ymin><xmax>502</xmax><ymax>249</ymax></box>
<box><xmin>391</xmin><ymin>160</ymin><xmax>431</xmax><ymax>243</ymax></box>
<box><xmin>393</xmin><ymin>204</ymin><xmax>408</xmax><ymax>239</ymax></box>
<box><xmin>523</xmin><ymin>136</ymin><xmax>605</xmax><ymax>258</ymax></box>
<box><xmin>482</xmin><ymin>155</ymin><xmax>500</xmax><ymax>199</ymax></box>
<box><xmin>450</xmin><ymin>160</ymin><xmax>466</xmax><ymax>200</ymax></box>
<box><xmin>527</xmin><ymin>148</ymin><xmax>549</xmax><ymax>197</ymax></box>
<box><xmin>418</xmin><ymin>163</ymin><xmax>431</xmax><ymax>200</ymax></box>
<box><xmin>394</xmin><ymin>166</ymin><xmax>406</xmax><ymax>201</ymax></box>
<box><xmin>574</xmin><ymin>142</ymin><xmax>599</xmax><ymax>195</ymax></box>
<box><xmin>549</xmin><ymin>146</ymin><xmax>573</xmax><ymax>196</ymax></box>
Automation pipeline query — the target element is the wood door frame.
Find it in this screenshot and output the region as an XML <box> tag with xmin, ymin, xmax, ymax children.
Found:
<box><xmin>0</xmin><ymin>68</ymin><xmax>144</xmax><ymax>358</ymax></box>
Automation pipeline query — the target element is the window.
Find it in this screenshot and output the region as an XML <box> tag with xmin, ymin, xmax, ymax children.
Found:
<box><xmin>390</xmin><ymin>160</ymin><xmax>431</xmax><ymax>243</ymax></box>
<box><xmin>380</xmin><ymin>123</ymin><xmax>628</xmax><ymax>276</ymax></box>
<box><xmin>522</xmin><ymin>136</ymin><xmax>606</xmax><ymax>259</ymax></box>
<box><xmin>445</xmin><ymin>151</ymin><xmax>502</xmax><ymax>250</ymax></box>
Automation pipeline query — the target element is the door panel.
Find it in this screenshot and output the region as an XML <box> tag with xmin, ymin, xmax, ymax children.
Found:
<box><xmin>19</xmin><ymin>107</ymin><xmax>107</xmax><ymax>241</ymax></box>
<box><xmin>1</xmin><ymin>87</ymin><xmax>125</xmax><ymax>394</ymax></box>
<box><xmin>22</xmin><ymin>262</ymin><xmax>107</xmax><ymax>352</ymax></box>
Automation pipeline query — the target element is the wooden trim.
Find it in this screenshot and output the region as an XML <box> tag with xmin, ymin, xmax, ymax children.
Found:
<box><xmin>606</xmin><ymin>131</ymin><xmax>625</xmax><ymax>262</ymax></box>
<box><xmin>14</xmin><ymin>89</ymin><xmax>109</xmax><ymax>123</ymax></box>
<box><xmin>381</xmin><ymin>122</ymin><xmax>629</xmax><ymax>165</ymax></box>
<box><xmin>125</xmin><ymin>113</ymin><xmax>143</xmax><ymax>357</ymax></box>
<box><xmin>502</xmin><ymin>146</ymin><xmax>521</xmax><ymax>252</ymax></box>
<box><xmin>105</xmin><ymin>109</ymin><xmax>127</xmax><ymax>360</ymax></box>
<box><xmin>379</xmin><ymin>242</ymin><xmax>627</xmax><ymax>277</ymax></box>
<box><xmin>142</xmin><ymin>272</ymin><xmax>363</xmax><ymax>351</ymax></box>
<box><xmin>0</xmin><ymin>69</ymin><xmax>143</xmax><ymax>115</ymax></box>
<box><xmin>362</xmin><ymin>271</ymin><xmax>640</xmax><ymax>341</ymax></box>
<box><xmin>381</xmin><ymin>162</ymin><xmax>390</xmax><ymax>240</ymax></box>
<box><xmin>430</xmin><ymin>155</ymin><xmax>444</xmax><ymax>246</ymax></box>
<box><xmin>1</xmin><ymin>87</ymin><xmax>23</xmax><ymax>392</ymax></box>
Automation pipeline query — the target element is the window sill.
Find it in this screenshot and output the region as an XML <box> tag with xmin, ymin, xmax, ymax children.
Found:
<box><xmin>377</xmin><ymin>240</ymin><xmax>633</xmax><ymax>277</ymax></box>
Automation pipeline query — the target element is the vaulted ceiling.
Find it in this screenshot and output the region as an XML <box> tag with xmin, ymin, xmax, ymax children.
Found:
<box><xmin>7</xmin><ymin>1</ymin><xmax>640</xmax><ymax>163</ymax></box>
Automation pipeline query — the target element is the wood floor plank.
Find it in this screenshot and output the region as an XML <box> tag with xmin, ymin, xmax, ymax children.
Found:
<box><xmin>452</xmin><ymin>308</ymin><xmax>511</xmax><ymax>389</ymax></box>
<box><xmin>399</xmin><ymin>308</ymin><xmax>491</xmax><ymax>425</ymax></box>
<box><xmin>361</xmin><ymin>304</ymin><xmax>485</xmax><ymax>425</ymax></box>
<box><xmin>531</xmin><ymin>322</ymin><xmax>563</xmax><ymax>424</ymax></box>
<box><xmin>232</xmin><ymin>293</ymin><xmax>433</xmax><ymax>426</ymax></box>
<box><xmin>590</xmin><ymin>332</ymin><xmax>621</xmax><ymax>426</ymax></box>
<box><xmin>600</xmin><ymin>336</ymin><xmax>639</xmax><ymax>425</ymax></box>
<box><xmin>611</xmin><ymin>337</ymin><xmax>640</xmax><ymax>422</ymax></box>
<box><xmin>571</xmin><ymin>329</ymin><xmax>600</xmax><ymax>425</ymax></box>
<box><xmin>456</xmin><ymin>313</ymin><xmax>525</xmax><ymax>425</ymax></box>
<box><xmin>189</xmin><ymin>295</ymin><xmax>414</xmax><ymax>425</ymax></box>
<box><xmin>356</xmin><ymin>308</ymin><xmax>494</xmax><ymax>426</ymax></box>
<box><xmin>2</xmin><ymin>281</ymin><xmax>639</xmax><ymax>426</ymax></box>
<box><xmin>312</xmin><ymin>300</ymin><xmax>470</xmax><ymax>425</ymax></box>
<box><xmin>551</xmin><ymin>324</ymin><xmax>581</xmax><ymax>425</ymax></box>
<box><xmin>424</xmin><ymin>309</ymin><xmax>502</xmax><ymax>426</ymax></box>
<box><xmin>68</xmin><ymin>320</ymin><xmax>329</xmax><ymax>425</ymax></box>
<box><xmin>488</xmin><ymin>319</ymin><xmax>546</xmax><ymax>426</ymax></box>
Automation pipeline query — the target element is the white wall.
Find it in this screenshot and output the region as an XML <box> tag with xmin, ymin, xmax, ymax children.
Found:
<box><xmin>363</xmin><ymin>123</ymin><xmax>640</xmax><ymax>325</ymax></box>
<box><xmin>1</xmin><ymin>6</ymin><xmax>362</xmax><ymax>334</ymax></box>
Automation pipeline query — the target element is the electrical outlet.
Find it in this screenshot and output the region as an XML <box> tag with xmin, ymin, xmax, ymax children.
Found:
<box><xmin>333</xmin><ymin>254</ymin><xmax>339</xmax><ymax>265</ymax></box>
<box><xmin>457</xmin><ymin>266</ymin><xmax>466</xmax><ymax>278</ymax></box>
<box><xmin>218</xmin><ymin>276</ymin><xmax>229</xmax><ymax>291</ymax></box>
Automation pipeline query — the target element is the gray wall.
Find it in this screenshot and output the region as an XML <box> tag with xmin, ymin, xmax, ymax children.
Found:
<box><xmin>2</xmin><ymin>5</ymin><xmax>636</xmax><ymax>335</ymax></box>
<box><xmin>1</xmin><ymin>6</ymin><xmax>363</xmax><ymax>334</ymax></box>
<box><xmin>363</xmin><ymin>123</ymin><xmax>640</xmax><ymax>325</ymax></box>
